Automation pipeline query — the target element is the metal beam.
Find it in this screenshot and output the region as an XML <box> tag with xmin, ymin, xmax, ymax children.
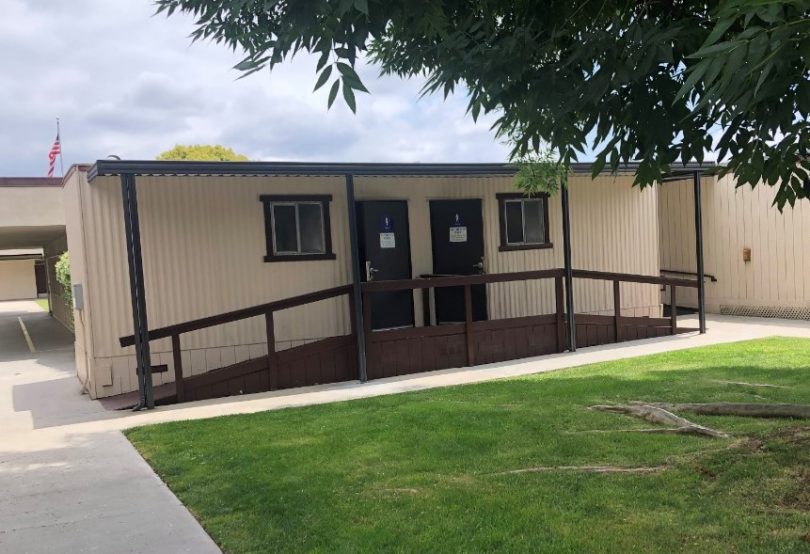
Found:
<box><xmin>693</xmin><ymin>171</ymin><xmax>707</xmax><ymax>334</ymax></box>
<box><xmin>345</xmin><ymin>174</ymin><xmax>368</xmax><ymax>382</ymax></box>
<box><xmin>561</xmin><ymin>184</ymin><xmax>576</xmax><ymax>351</ymax></box>
<box><xmin>121</xmin><ymin>173</ymin><xmax>154</xmax><ymax>409</ymax></box>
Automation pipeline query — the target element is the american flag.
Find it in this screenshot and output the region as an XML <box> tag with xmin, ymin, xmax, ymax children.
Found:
<box><xmin>47</xmin><ymin>133</ymin><xmax>61</xmax><ymax>177</ymax></box>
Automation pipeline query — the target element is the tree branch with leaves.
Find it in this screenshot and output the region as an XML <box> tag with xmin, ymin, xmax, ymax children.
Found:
<box><xmin>156</xmin><ymin>0</ymin><xmax>810</xmax><ymax>208</ymax></box>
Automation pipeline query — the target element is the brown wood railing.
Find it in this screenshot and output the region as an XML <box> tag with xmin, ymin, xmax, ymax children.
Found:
<box><xmin>120</xmin><ymin>269</ymin><xmax>701</xmax><ymax>403</ymax></box>
<box><xmin>119</xmin><ymin>284</ymin><xmax>353</xmax><ymax>402</ymax></box>
<box><xmin>570</xmin><ymin>269</ymin><xmax>699</xmax><ymax>344</ymax></box>
<box><xmin>363</xmin><ymin>269</ymin><xmax>700</xmax><ymax>368</ymax></box>
<box><xmin>363</xmin><ymin>269</ymin><xmax>566</xmax><ymax>367</ymax></box>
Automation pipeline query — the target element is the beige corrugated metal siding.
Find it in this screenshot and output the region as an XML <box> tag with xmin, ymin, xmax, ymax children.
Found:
<box><xmin>658</xmin><ymin>175</ymin><xmax>810</xmax><ymax>314</ymax></box>
<box><xmin>66</xmin><ymin>169</ymin><xmax>661</xmax><ymax>398</ymax></box>
<box><xmin>355</xmin><ymin>173</ymin><xmax>660</xmax><ymax>321</ymax></box>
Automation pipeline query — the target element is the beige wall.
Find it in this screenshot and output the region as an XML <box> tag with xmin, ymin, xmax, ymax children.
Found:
<box><xmin>66</xmin><ymin>168</ymin><xmax>661</xmax><ymax>398</ymax></box>
<box><xmin>658</xmin><ymin>175</ymin><xmax>810</xmax><ymax>316</ymax></box>
<box><xmin>0</xmin><ymin>185</ymin><xmax>65</xmax><ymax>250</ymax></box>
<box><xmin>0</xmin><ymin>186</ymin><xmax>64</xmax><ymax>227</ymax></box>
<box><xmin>0</xmin><ymin>259</ymin><xmax>37</xmax><ymax>301</ymax></box>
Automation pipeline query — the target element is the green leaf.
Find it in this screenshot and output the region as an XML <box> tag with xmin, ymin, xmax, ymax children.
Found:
<box><xmin>354</xmin><ymin>0</ymin><xmax>369</xmax><ymax>15</ymax></box>
<box><xmin>336</xmin><ymin>62</ymin><xmax>357</xmax><ymax>78</ymax></box>
<box><xmin>674</xmin><ymin>59</ymin><xmax>710</xmax><ymax>101</ymax></box>
<box><xmin>590</xmin><ymin>155</ymin><xmax>606</xmax><ymax>178</ymax></box>
<box><xmin>342</xmin><ymin>78</ymin><xmax>357</xmax><ymax>112</ymax></box>
<box><xmin>689</xmin><ymin>40</ymin><xmax>737</xmax><ymax>59</ymax></box>
<box><xmin>344</xmin><ymin>74</ymin><xmax>369</xmax><ymax>93</ymax></box>
<box><xmin>313</xmin><ymin>65</ymin><xmax>332</xmax><ymax>92</ymax></box>
<box><xmin>316</xmin><ymin>49</ymin><xmax>330</xmax><ymax>72</ymax></box>
<box><xmin>327</xmin><ymin>79</ymin><xmax>340</xmax><ymax>109</ymax></box>
<box><xmin>234</xmin><ymin>59</ymin><xmax>259</xmax><ymax>71</ymax></box>
<box><xmin>703</xmin><ymin>17</ymin><xmax>735</xmax><ymax>47</ymax></box>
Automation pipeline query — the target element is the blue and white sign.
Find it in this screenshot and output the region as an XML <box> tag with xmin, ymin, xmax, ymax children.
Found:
<box><xmin>449</xmin><ymin>213</ymin><xmax>467</xmax><ymax>243</ymax></box>
<box><xmin>379</xmin><ymin>215</ymin><xmax>396</xmax><ymax>248</ymax></box>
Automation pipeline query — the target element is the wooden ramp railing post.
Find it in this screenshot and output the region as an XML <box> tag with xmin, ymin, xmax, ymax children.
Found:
<box><xmin>265</xmin><ymin>311</ymin><xmax>278</xmax><ymax>389</ymax></box>
<box><xmin>555</xmin><ymin>276</ymin><xmax>565</xmax><ymax>352</ymax></box>
<box><xmin>464</xmin><ymin>284</ymin><xmax>474</xmax><ymax>366</ymax></box>
<box><xmin>670</xmin><ymin>285</ymin><xmax>678</xmax><ymax>334</ymax></box>
<box><xmin>171</xmin><ymin>334</ymin><xmax>184</xmax><ymax>402</ymax></box>
<box><xmin>422</xmin><ymin>287</ymin><xmax>431</xmax><ymax>327</ymax></box>
<box><xmin>613</xmin><ymin>280</ymin><xmax>621</xmax><ymax>343</ymax></box>
<box><xmin>362</xmin><ymin>292</ymin><xmax>372</xmax><ymax>378</ymax></box>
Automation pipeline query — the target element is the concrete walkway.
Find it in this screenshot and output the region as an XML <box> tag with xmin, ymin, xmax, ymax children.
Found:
<box><xmin>1</xmin><ymin>302</ymin><xmax>809</xmax><ymax>554</ymax></box>
<box><xmin>0</xmin><ymin>301</ymin><xmax>219</xmax><ymax>554</ymax></box>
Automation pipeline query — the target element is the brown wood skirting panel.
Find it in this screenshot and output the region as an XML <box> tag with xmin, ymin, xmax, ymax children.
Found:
<box><xmin>366</xmin><ymin>314</ymin><xmax>560</xmax><ymax>379</ymax></box>
<box><xmin>366</xmin><ymin>330</ymin><xmax>467</xmax><ymax>379</ymax></box>
<box><xmin>110</xmin><ymin>316</ymin><xmax>699</xmax><ymax>407</ymax></box>
<box><xmin>181</xmin><ymin>335</ymin><xmax>356</xmax><ymax>402</ymax></box>
<box><xmin>472</xmin><ymin>317</ymin><xmax>558</xmax><ymax>365</ymax></box>
<box><xmin>575</xmin><ymin>314</ymin><xmax>694</xmax><ymax>349</ymax></box>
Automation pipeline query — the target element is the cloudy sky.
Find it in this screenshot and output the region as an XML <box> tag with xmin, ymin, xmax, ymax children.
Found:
<box><xmin>1</xmin><ymin>0</ymin><xmax>513</xmax><ymax>177</ymax></box>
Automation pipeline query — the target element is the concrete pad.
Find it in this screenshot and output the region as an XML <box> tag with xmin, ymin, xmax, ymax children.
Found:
<box><xmin>0</xmin><ymin>300</ymin><xmax>219</xmax><ymax>554</ymax></box>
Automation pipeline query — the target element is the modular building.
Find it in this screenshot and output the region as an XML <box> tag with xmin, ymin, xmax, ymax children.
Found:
<box><xmin>63</xmin><ymin>161</ymin><xmax>713</xmax><ymax>404</ymax></box>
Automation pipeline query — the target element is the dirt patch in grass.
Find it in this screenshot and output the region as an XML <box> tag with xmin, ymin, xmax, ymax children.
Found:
<box><xmin>779</xmin><ymin>467</ymin><xmax>810</xmax><ymax>512</ymax></box>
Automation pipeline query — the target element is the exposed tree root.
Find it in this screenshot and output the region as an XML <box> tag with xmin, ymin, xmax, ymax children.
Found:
<box><xmin>567</xmin><ymin>427</ymin><xmax>721</xmax><ymax>436</ymax></box>
<box><xmin>709</xmin><ymin>379</ymin><xmax>786</xmax><ymax>389</ymax></box>
<box><xmin>590</xmin><ymin>404</ymin><xmax>730</xmax><ymax>438</ymax></box>
<box><xmin>490</xmin><ymin>465</ymin><xmax>670</xmax><ymax>476</ymax></box>
<box><xmin>635</xmin><ymin>402</ymin><xmax>810</xmax><ymax>419</ymax></box>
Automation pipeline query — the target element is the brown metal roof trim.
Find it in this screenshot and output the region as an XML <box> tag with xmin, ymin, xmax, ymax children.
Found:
<box><xmin>87</xmin><ymin>159</ymin><xmax>717</xmax><ymax>182</ymax></box>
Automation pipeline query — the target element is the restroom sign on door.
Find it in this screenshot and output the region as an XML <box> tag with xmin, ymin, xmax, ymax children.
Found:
<box><xmin>449</xmin><ymin>213</ymin><xmax>467</xmax><ymax>243</ymax></box>
<box><xmin>379</xmin><ymin>215</ymin><xmax>396</xmax><ymax>248</ymax></box>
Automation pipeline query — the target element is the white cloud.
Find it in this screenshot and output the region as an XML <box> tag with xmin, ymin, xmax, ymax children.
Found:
<box><xmin>0</xmin><ymin>0</ymin><xmax>509</xmax><ymax>176</ymax></box>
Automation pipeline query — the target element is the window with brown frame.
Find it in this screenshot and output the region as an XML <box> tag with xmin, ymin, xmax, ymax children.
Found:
<box><xmin>260</xmin><ymin>195</ymin><xmax>336</xmax><ymax>262</ymax></box>
<box><xmin>496</xmin><ymin>192</ymin><xmax>552</xmax><ymax>251</ymax></box>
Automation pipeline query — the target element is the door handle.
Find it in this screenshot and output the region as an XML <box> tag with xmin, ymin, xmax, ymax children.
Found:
<box><xmin>473</xmin><ymin>258</ymin><xmax>485</xmax><ymax>274</ymax></box>
<box><xmin>365</xmin><ymin>261</ymin><xmax>380</xmax><ymax>281</ymax></box>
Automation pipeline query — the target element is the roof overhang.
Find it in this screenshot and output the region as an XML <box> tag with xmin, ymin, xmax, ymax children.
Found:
<box><xmin>88</xmin><ymin>160</ymin><xmax>716</xmax><ymax>181</ymax></box>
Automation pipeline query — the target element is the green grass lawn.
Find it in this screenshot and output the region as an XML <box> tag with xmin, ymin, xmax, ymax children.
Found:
<box><xmin>34</xmin><ymin>298</ymin><xmax>48</xmax><ymax>312</ymax></box>
<box><xmin>127</xmin><ymin>337</ymin><xmax>810</xmax><ymax>553</ymax></box>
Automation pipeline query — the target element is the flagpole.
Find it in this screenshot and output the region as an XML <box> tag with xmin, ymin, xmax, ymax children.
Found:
<box><xmin>56</xmin><ymin>118</ymin><xmax>64</xmax><ymax>177</ymax></box>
